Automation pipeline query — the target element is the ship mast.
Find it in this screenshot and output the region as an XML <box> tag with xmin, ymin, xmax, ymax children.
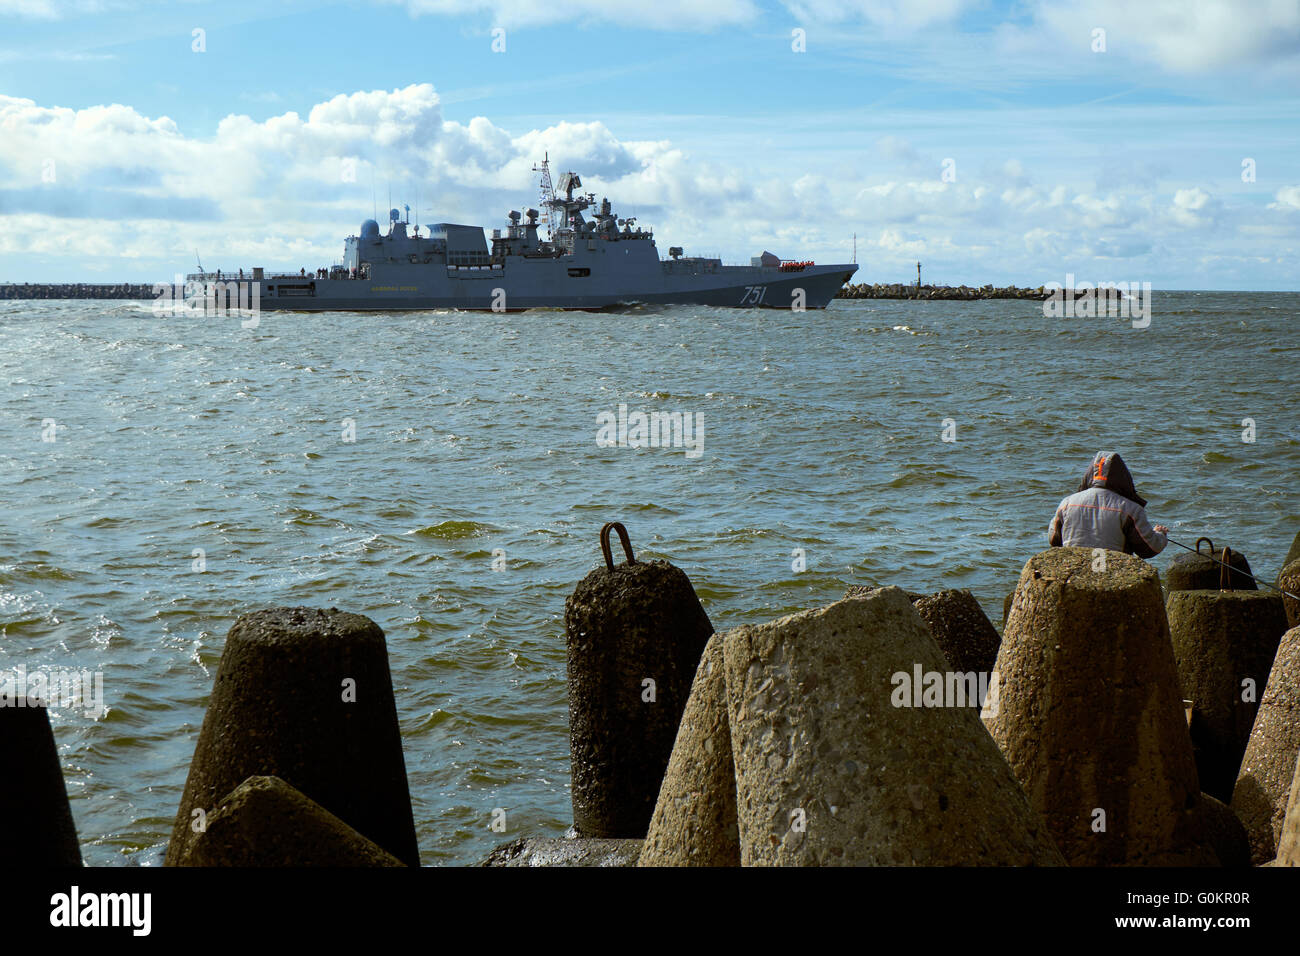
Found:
<box><xmin>533</xmin><ymin>152</ymin><xmax>555</xmax><ymax>241</ymax></box>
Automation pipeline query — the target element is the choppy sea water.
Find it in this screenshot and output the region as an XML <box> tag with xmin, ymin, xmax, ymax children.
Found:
<box><xmin>1</xmin><ymin>292</ymin><xmax>1296</xmax><ymax>866</ymax></box>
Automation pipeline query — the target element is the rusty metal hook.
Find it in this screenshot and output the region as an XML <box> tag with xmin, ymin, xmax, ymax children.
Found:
<box><xmin>1195</xmin><ymin>537</ymin><xmax>1214</xmax><ymax>556</ymax></box>
<box><xmin>600</xmin><ymin>521</ymin><xmax>636</xmax><ymax>571</ymax></box>
<box><xmin>1220</xmin><ymin>545</ymin><xmax>1235</xmax><ymax>591</ymax></box>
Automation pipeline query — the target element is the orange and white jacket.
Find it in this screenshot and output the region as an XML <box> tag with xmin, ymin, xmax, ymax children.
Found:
<box><xmin>1048</xmin><ymin>451</ymin><xmax>1167</xmax><ymax>558</ymax></box>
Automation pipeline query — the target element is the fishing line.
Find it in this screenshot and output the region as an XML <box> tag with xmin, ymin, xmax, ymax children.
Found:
<box><xmin>1165</xmin><ymin>535</ymin><xmax>1299</xmax><ymax>601</ymax></box>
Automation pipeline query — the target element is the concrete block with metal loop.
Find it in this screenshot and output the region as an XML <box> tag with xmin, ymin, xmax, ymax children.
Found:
<box><xmin>1167</xmin><ymin>570</ymin><xmax>1289</xmax><ymax>803</ymax></box>
<box><xmin>564</xmin><ymin>522</ymin><xmax>714</xmax><ymax>838</ymax></box>
<box><xmin>1167</xmin><ymin>537</ymin><xmax>1257</xmax><ymax>592</ymax></box>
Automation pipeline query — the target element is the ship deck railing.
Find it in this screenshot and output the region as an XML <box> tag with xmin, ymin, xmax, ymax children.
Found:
<box><xmin>184</xmin><ymin>272</ymin><xmax>367</xmax><ymax>282</ymax></box>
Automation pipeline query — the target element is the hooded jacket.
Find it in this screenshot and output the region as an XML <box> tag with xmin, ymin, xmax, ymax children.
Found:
<box><xmin>1049</xmin><ymin>451</ymin><xmax>1167</xmax><ymax>557</ymax></box>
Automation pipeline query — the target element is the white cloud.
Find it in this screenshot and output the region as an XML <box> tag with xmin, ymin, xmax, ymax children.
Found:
<box><xmin>1270</xmin><ymin>184</ymin><xmax>1300</xmax><ymax>210</ymax></box>
<box><xmin>782</xmin><ymin>0</ymin><xmax>974</xmax><ymax>30</ymax></box>
<box><xmin>0</xmin><ymin>49</ymin><xmax>116</xmax><ymax>62</ymax></box>
<box><xmin>391</xmin><ymin>0</ymin><xmax>758</xmax><ymax>30</ymax></box>
<box><xmin>1170</xmin><ymin>186</ymin><xmax>1218</xmax><ymax>227</ymax></box>
<box><xmin>875</xmin><ymin>134</ymin><xmax>926</xmax><ymax>169</ymax></box>
<box><xmin>1029</xmin><ymin>0</ymin><xmax>1300</xmax><ymax>73</ymax></box>
<box><xmin>875</xmin><ymin>227</ymin><xmax>927</xmax><ymax>254</ymax></box>
<box><xmin>0</xmin><ymin>0</ymin><xmax>121</xmax><ymax>18</ymax></box>
<box><xmin>1001</xmin><ymin>186</ymin><xmax>1036</xmax><ymax>207</ymax></box>
<box><xmin>1173</xmin><ymin>187</ymin><xmax>1209</xmax><ymax>210</ymax></box>
<box><xmin>0</xmin><ymin>0</ymin><xmax>60</xmax><ymax>16</ymax></box>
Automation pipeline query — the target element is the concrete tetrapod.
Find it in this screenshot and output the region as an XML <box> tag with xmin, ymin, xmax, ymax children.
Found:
<box><xmin>1278</xmin><ymin>560</ymin><xmax>1300</xmax><ymax>629</ymax></box>
<box><xmin>985</xmin><ymin>548</ymin><xmax>1216</xmax><ymax>866</ymax></box>
<box><xmin>639</xmin><ymin>634</ymin><xmax>741</xmax><ymax>866</ymax></box>
<box><xmin>166</xmin><ymin>607</ymin><xmax>419</xmax><ymax>866</ymax></box>
<box><xmin>1196</xmin><ymin>794</ymin><xmax>1250</xmax><ymax>868</ymax></box>
<box><xmin>1166</xmin><ymin>547</ymin><xmax>1257</xmax><ymax>593</ymax></box>
<box><xmin>0</xmin><ymin>702</ymin><xmax>82</xmax><ymax>866</ymax></box>
<box><xmin>1166</xmin><ymin>589</ymin><xmax>1288</xmax><ymax>802</ymax></box>
<box><xmin>1284</xmin><ymin>531</ymin><xmax>1300</xmax><ymax>575</ymax></box>
<box><xmin>173</xmin><ymin>775</ymin><xmax>405</xmax><ymax>866</ymax></box>
<box><xmin>722</xmin><ymin>588</ymin><xmax>1064</xmax><ymax>866</ymax></box>
<box><xmin>1231</xmin><ymin>625</ymin><xmax>1300</xmax><ymax>864</ymax></box>
<box><xmin>1277</xmin><ymin>756</ymin><xmax>1300</xmax><ymax>866</ymax></box>
<box><xmin>911</xmin><ymin>588</ymin><xmax>1001</xmax><ymax>676</ymax></box>
<box><xmin>844</xmin><ymin>586</ymin><xmax>1000</xmax><ymax>676</ymax></box>
<box><xmin>565</xmin><ymin>532</ymin><xmax>713</xmax><ymax>839</ymax></box>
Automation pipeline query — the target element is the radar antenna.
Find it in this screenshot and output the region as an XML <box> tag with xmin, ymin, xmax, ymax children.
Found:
<box><xmin>532</xmin><ymin>152</ymin><xmax>555</xmax><ymax>240</ymax></box>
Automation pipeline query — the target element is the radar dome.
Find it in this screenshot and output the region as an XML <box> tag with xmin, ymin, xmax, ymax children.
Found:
<box><xmin>389</xmin><ymin>207</ymin><xmax>401</xmax><ymax>222</ymax></box>
<box><xmin>361</xmin><ymin>219</ymin><xmax>380</xmax><ymax>239</ymax></box>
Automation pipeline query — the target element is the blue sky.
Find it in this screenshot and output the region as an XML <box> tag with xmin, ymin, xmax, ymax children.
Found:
<box><xmin>2</xmin><ymin>0</ymin><xmax>1299</xmax><ymax>287</ymax></box>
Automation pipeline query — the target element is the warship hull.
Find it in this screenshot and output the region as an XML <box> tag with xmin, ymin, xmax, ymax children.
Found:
<box><xmin>217</xmin><ymin>263</ymin><xmax>853</xmax><ymax>312</ymax></box>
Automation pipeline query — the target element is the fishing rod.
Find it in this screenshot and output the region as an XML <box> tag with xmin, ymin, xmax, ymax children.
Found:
<box><xmin>1165</xmin><ymin>535</ymin><xmax>1299</xmax><ymax>602</ymax></box>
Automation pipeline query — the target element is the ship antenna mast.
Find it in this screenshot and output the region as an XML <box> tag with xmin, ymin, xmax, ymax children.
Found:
<box><xmin>533</xmin><ymin>151</ymin><xmax>555</xmax><ymax>240</ymax></box>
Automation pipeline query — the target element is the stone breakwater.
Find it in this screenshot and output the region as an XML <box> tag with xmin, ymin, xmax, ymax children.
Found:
<box><xmin>10</xmin><ymin>527</ymin><xmax>1300</xmax><ymax>867</ymax></box>
<box><xmin>0</xmin><ymin>282</ymin><xmax>156</xmax><ymax>300</ymax></box>
<box><xmin>837</xmin><ymin>283</ymin><xmax>1067</xmax><ymax>301</ymax></box>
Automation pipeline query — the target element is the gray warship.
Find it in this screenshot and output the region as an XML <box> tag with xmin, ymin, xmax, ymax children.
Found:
<box><xmin>186</xmin><ymin>157</ymin><xmax>857</xmax><ymax>311</ymax></box>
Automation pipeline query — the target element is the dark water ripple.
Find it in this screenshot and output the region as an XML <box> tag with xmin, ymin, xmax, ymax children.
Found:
<box><xmin>1</xmin><ymin>293</ymin><xmax>1296</xmax><ymax>865</ymax></box>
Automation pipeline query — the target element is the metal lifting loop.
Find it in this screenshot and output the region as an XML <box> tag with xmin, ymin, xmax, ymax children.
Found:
<box><xmin>1167</xmin><ymin>534</ymin><xmax>1300</xmax><ymax>603</ymax></box>
<box><xmin>600</xmin><ymin>521</ymin><xmax>636</xmax><ymax>571</ymax></box>
<box><xmin>1195</xmin><ymin>537</ymin><xmax>1214</xmax><ymax>556</ymax></box>
<box><xmin>1220</xmin><ymin>545</ymin><xmax>1235</xmax><ymax>591</ymax></box>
